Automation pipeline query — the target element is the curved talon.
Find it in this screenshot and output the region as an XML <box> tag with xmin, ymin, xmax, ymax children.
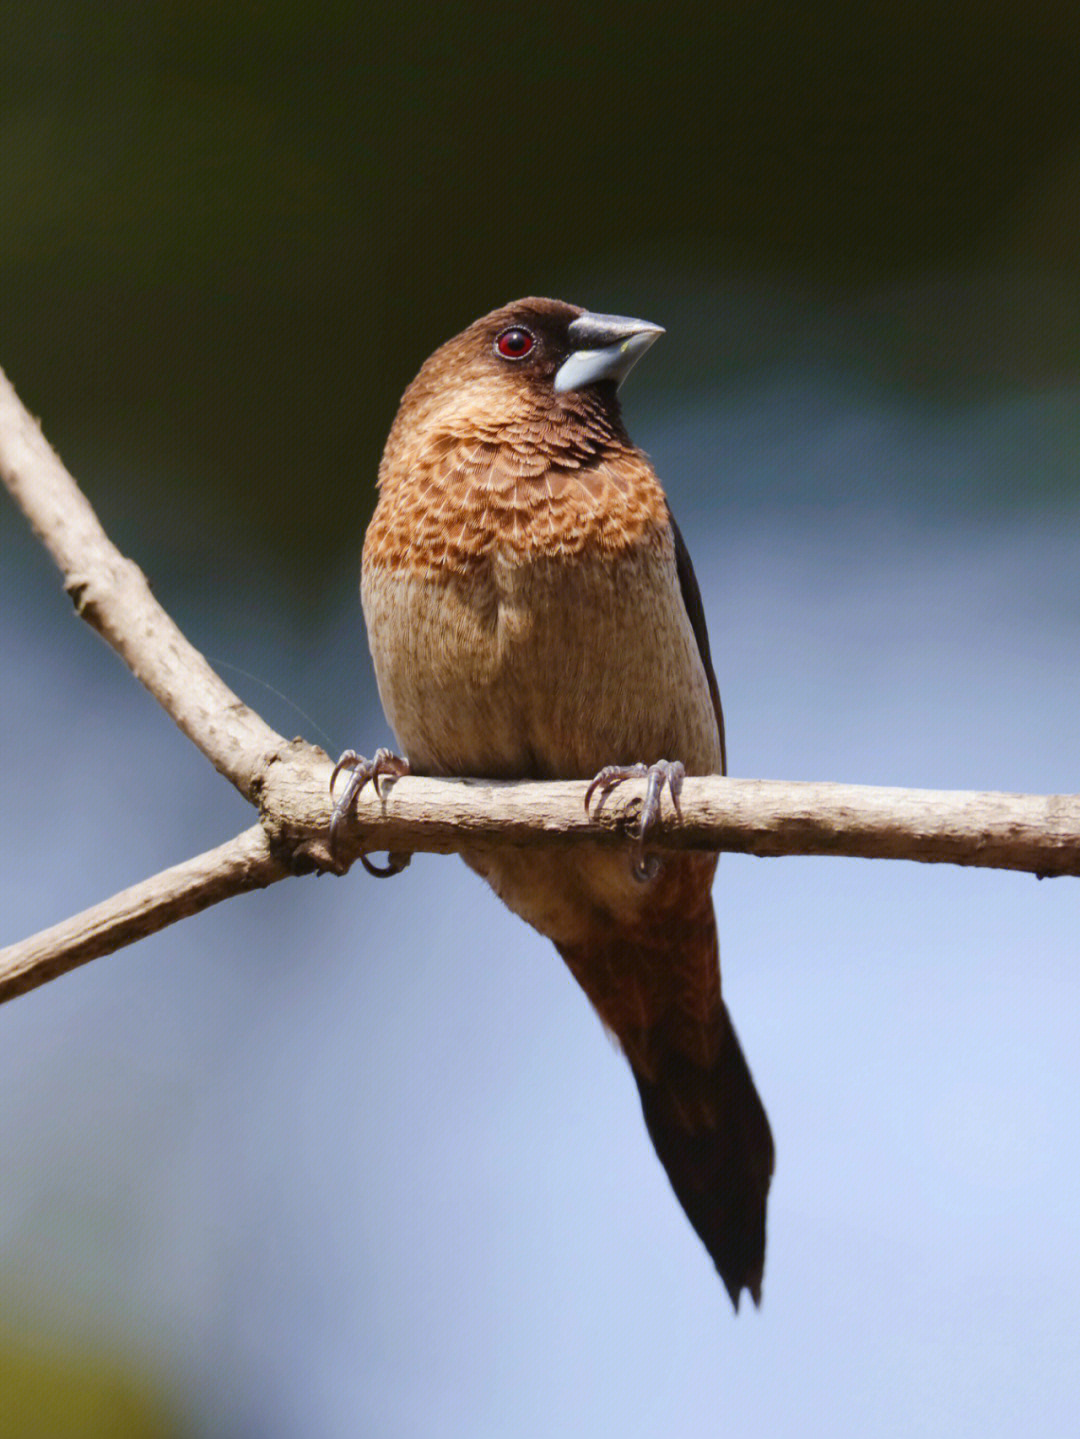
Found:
<box><xmin>584</xmin><ymin>762</ymin><xmax>649</xmax><ymax>813</ymax></box>
<box><xmin>330</xmin><ymin>749</ymin><xmax>359</xmax><ymax>793</ymax></box>
<box><xmin>360</xmin><ymin>850</ymin><xmax>412</xmax><ymax>878</ymax></box>
<box><xmin>638</xmin><ymin>759</ymin><xmax>684</xmax><ymax>838</ymax></box>
<box><xmin>632</xmin><ymin>850</ymin><xmax>662</xmax><ymax>883</ymax></box>
<box><xmin>583</xmin><ymin>759</ymin><xmax>685</xmax><ymax>834</ymax></box>
<box><xmin>329</xmin><ymin>746</ymin><xmax>411</xmax><ymax>863</ymax></box>
<box><xmin>583</xmin><ymin>759</ymin><xmax>686</xmax><ymax>883</ymax></box>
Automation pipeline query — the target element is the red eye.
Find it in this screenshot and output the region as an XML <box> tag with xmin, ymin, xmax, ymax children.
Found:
<box><xmin>495</xmin><ymin>327</ymin><xmax>535</xmax><ymax>359</ymax></box>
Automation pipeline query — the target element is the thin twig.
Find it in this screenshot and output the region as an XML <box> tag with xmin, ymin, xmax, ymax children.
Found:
<box><xmin>0</xmin><ymin>827</ymin><xmax>289</xmax><ymax>1003</ymax></box>
<box><xmin>0</xmin><ymin>368</ymin><xmax>286</xmax><ymax>801</ymax></box>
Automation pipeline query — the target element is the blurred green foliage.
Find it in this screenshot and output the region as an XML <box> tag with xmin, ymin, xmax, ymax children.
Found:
<box><xmin>2</xmin><ymin>1</ymin><xmax>1078</xmax><ymax>566</ymax></box>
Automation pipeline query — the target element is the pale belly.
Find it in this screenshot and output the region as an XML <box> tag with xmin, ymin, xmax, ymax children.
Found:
<box><xmin>361</xmin><ymin>542</ymin><xmax>722</xmax><ymax>945</ymax></box>
<box><xmin>361</xmin><ymin>543</ymin><xmax>722</xmax><ymax>781</ymax></box>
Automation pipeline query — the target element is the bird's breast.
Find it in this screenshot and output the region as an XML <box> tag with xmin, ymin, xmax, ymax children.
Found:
<box><xmin>362</xmin><ymin>527</ymin><xmax>721</xmax><ymax>782</ymax></box>
<box><xmin>360</xmin><ymin>448</ymin><xmax>723</xmax><ymax>945</ymax></box>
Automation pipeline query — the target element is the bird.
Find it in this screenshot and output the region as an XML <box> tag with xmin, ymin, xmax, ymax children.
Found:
<box><xmin>334</xmin><ymin>298</ymin><xmax>774</xmax><ymax>1308</ymax></box>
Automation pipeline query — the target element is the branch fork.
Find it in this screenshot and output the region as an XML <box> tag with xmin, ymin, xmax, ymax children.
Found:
<box><xmin>1</xmin><ymin>363</ymin><xmax>1077</xmax><ymax>1005</ymax></box>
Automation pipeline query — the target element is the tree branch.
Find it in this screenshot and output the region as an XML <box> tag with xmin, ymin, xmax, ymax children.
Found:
<box><xmin>276</xmin><ymin>765</ymin><xmax>1080</xmax><ymax>880</ymax></box>
<box><xmin>0</xmin><ymin>827</ymin><xmax>289</xmax><ymax>1003</ymax></box>
<box><xmin>0</xmin><ymin>368</ymin><xmax>286</xmax><ymax>801</ymax></box>
<box><xmin>2</xmin><ymin>364</ymin><xmax>1077</xmax><ymax>1007</ymax></box>
<box><xmin>4</xmin><ymin>767</ymin><xmax>1077</xmax><ymax>1003</ymax></box>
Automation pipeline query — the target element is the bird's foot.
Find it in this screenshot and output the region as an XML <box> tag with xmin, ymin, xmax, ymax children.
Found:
<box><xmin>330</xmin><ymin>748</ymin><xmax>412</xmax><ymax>877</ymax></box>
<box><xmin>584</xmin><ymin>759</ymin><xmax>685</xmax><ymax>882</ymax></box>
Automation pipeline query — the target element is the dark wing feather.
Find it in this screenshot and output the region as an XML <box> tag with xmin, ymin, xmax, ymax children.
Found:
<box><xmin>667</xmin><ymin>505</ymin><xmax>726</xmax><ymax>774</ymax></box>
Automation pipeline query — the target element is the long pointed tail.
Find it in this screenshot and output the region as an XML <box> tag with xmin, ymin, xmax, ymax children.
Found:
<box><xmin>632</xmin><ymin>1002</ymin><xmax>773</xmax><ymax>1308</ymax></box>
<box><xmin>555</xmin><ymin>864</ymin><xmax>773</xmax><ymax>1309</ymax></box>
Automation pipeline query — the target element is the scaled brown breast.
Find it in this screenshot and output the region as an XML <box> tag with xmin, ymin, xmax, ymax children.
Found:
<box><xmin>364</xmin><ymin>385</ymin><xmax>671</xmax><ymax>576</ymax></box>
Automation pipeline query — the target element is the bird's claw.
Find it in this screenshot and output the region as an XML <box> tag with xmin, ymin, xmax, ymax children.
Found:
<box><xmin>329</xmin><ymin>747</ymin><xmax>411</xmax><ymax>871</ymax></box>
<box><xmin>584</xmin><ymin>759</ymin><xmax>685</xmax><ymax>883</ymax></box>
<box><xmin>584</xmin><ymin>759</ymin><xmax>685</xmax><ymax>833</ymax></box>
<box><xmin>359</xmin><ymin>850</ymin><xmax>412</xmax><ymax>879</ymax></box>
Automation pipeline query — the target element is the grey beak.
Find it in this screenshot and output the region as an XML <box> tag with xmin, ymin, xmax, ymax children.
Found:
<box><xmin>553</xmin><ymin>311</ymin><xmax>665</xmax><ymax>394</ymax></box>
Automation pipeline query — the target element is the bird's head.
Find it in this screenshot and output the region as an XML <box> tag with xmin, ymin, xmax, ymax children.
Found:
<box><xmin>388</xmin><ymin>298</ymin><xmax>665</xmax><ymax>450</ymax></box>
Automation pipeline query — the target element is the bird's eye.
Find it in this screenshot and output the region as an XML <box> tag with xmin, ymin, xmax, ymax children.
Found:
<box><xmin>495</xmin><ymin>327</ymin><xmax>535</xmax><ymax>360</ymax></box>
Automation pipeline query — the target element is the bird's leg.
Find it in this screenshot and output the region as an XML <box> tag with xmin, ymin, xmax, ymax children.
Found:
<box><xmin>584</xmin><ymin>759</ymin><xmax>685</xmax><ymax>882</ymax></box>
<box><xmin>329</xmin><ymin>747</ymin><xmax>412</xmax><ymax>876</ymax></box>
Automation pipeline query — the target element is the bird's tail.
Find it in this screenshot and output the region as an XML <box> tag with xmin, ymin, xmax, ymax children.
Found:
<box><xmin>631</xmin><ymin>1002</ymin><xmax>773</xmax><ymax>1309</ymax></box>
<box><xmin>556</xmin><ymin>877</ymin><xmax>773</xmax><ymax>1309</ymax></box>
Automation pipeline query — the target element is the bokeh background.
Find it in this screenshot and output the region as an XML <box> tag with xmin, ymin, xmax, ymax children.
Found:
<box><xmin>2</xmin><ymin>4</ymin><xmax>1079</xmax><ymax>1435</ymax></box>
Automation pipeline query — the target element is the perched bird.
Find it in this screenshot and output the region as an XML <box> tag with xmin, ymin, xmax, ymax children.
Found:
<box><xmin>336</xmin><ymin>298</ymin><xmax>774</xmax><ymax>1307</ymax></box>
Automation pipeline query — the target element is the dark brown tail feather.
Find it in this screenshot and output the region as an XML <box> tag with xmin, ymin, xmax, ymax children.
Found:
<box><xmin>633</xmin><ymin>1003</ymin><xmax>774</xmax><ymax>1309</ymax></box>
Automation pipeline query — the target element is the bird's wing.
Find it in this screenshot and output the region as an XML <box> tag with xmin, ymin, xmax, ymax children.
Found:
<box><xmin>667</xmin><ymin>505</ymin><xmax>726</xmax><ymax>775</ymax></box>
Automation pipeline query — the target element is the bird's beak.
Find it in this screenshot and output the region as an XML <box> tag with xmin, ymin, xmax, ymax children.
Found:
<box><xmin>553</xmin><ymin>311</ymin><xmax>665</xmax><ymax>394</ymax></box>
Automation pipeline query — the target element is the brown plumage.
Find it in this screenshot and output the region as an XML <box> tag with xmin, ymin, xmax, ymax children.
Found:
<box><xmin>355</xmin><ymin>297</ymin><xmax>774</xmax><ymax>1308</ymax></box>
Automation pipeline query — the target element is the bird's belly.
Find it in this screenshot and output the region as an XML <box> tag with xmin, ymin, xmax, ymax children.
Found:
<box><xmin>362</xmin><ymin>545</ymin><xmax>722</xmax><ymax>781</ymax></box>
<box><xmin>363</xmin><ymin>546</ymin><xmax>723</xmax><ymax>945</ymax></box>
